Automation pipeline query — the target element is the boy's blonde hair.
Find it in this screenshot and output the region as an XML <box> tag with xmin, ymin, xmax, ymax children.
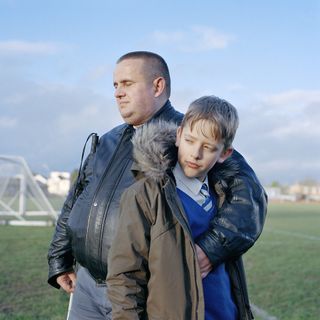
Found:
<box><xmin>181</xmin><ymin>95</ymin><xmax>239</xmax><ymax>150</ymax></box>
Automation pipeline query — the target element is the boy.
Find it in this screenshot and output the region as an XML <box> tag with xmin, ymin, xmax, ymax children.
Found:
<box><xmin>107</xmin><ymin>96</ymin><xmax>262</xmax><ymax>319</ymax></box>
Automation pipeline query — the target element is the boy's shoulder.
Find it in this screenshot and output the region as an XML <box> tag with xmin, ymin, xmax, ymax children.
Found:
<box><xmin>121</xmin><ymin>175</ymin><xmax>175</xmax><ymax>225</ymax></box>
<box><xmin>123</xmin><ymin>172</ymin><xmax>179</xmax><ymax>210</ymax></box>
<box><xmin>125</xmin><ymin>174</ymin><xmax>170</xmax><ymax>198</ymax></box>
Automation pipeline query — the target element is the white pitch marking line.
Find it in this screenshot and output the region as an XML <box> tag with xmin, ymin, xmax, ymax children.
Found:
<box><xmin>251</xmin><ymin>303</ymin><xmax>278</xmax><ymax>320</ymax></box>
<box><xmin>265</xmin><ymin>228</ymin><xmax>320</xmax><ymax>241</ymax></box>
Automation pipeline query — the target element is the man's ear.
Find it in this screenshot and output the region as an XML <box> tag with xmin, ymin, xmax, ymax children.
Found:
<box><xmin>153</xmin><ymin>77</ymin><xmax>166</xmax><ymax>97</ymax></box>
<box><xmin>218</xmin><ymin>147</ymin><xmax>233</xmax><ymax>163</ymax></box>
<box><xmin>175</xmin><ymin>126</ymin><xmax>182</xmax><ymax>147</ymax></box>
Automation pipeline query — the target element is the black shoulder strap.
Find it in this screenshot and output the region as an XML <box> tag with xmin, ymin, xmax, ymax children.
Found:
<box><xmin>72</xmin><ymin>132</ymin><xmax>99</xmax><ymax>205</ymax></box>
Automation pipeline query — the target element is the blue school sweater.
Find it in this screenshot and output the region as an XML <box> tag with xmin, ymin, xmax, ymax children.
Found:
<box><xmin>176</xmin><ymin>189</ymin><xmax>238</xmax><ymax>320</ymax></box>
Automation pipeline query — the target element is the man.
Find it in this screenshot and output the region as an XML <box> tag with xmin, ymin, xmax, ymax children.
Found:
<box><xmin>47</xmin><ymin>51</ymin><xmax>267</xmax><ymax>320</ymax></box>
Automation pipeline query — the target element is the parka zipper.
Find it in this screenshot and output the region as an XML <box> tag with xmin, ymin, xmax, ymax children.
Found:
<box><xmin>165</xmin><ymin>185</ymin><xmax>202</xmax><ymax>319</ymax></box>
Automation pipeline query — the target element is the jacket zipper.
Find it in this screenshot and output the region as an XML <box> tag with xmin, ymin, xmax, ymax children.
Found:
<box><xmin>85</xmin><ymin>126</ymin><xmax>131</xmax><ymax>275</ymax></box>
<box><xmin>98</xmin><ymin>157</ymin><xmax>130</xmax><ymax>275</ymax></box>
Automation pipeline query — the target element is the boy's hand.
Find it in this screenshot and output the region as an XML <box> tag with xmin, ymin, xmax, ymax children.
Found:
<box><xmin>57</xmin><ymin>271</ymin><xmax>77</xmax><ymax>293</ymax></box>
<box><xmin>195</xmin><ymin>244</ymin><xmax>213</xmax><ymax>279</ymax></box>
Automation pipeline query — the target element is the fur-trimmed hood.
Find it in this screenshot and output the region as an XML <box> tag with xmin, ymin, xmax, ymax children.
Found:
<box><xmin>131</xmin><ymin>120</ymin><xmax>240</xmax><ymax>183</ymax></box>
<box><xmin>132</xmin><ymin>121</ymin><xmax>178</xmax><ymax>180</ymax></box>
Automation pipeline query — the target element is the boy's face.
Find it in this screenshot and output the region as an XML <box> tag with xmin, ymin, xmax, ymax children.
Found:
<box><xmin>176</xmin><ymin>120</ymin><xmax>233</xmax><ymax>182</ymax></box>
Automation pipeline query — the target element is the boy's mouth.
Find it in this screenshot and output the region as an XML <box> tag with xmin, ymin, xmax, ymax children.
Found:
<box><xmin>186</xmin><ymin>161</ymin><xmax>200</xmax><ymax>169</ymax></box>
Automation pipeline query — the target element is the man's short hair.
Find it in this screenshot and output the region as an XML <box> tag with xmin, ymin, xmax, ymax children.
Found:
<box><xmin>117</xmin><ymin>51</ymin><xmax>171</xmax><ymax>98</ymax></box>
<box><xmin>181</xmin><ymin>95</ymin><xmax>239</xmax><ymax>149</ymax></box>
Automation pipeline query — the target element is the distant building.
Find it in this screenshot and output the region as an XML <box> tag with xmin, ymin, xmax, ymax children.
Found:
<box><xmin>288</xmin><ymin>183</ymin><xmax>320</xmax><ymax>201</ymax></box>
<box><xmin>265</xmin><ymin>187</ymin><xmax>297</xmax><ymax>202</ymax></box>
<box><xmin>47</xmin><ymin>171</ymin><xmax>71</xmax><ymax>196</ymax></box>
<box><xmin>34</xmin><ymin>174</ymin><xmax>48</xmax><ymax>186</ymax></box>
<box><xmin>265</xmin><ymin>187</ymin><xmax>281</xmax><ymax>200</ymax></box>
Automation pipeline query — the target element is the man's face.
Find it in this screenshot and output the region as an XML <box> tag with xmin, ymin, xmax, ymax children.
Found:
<box><xmin>176</xmin><ymin>120</ymin><xmax>232</xmax><ymax>181</ymax></box>
<box><xmin>113</xmin><ymin>58</ymin><xmax>159</xmax><ymax>126</ymax></box>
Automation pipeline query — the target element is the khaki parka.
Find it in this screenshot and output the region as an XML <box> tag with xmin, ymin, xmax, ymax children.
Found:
<box><xmin>108</xmin><ymin>175</ymin><xmax>205</xmax><ymax>319</ymax></box>
<box><xmin>107</xmin><ymin>121</ymin><xmax>259</xmax><ymax>320</ymax></box>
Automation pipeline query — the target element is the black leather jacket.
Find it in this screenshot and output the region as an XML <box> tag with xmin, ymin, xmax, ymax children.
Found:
<box><xmin>47</xmin><ymin>100</ymin><xmax>267</xmax><ymax>291</ymax></box>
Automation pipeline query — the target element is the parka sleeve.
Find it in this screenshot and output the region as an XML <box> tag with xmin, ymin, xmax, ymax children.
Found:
<box><xmin>196</xmin><ymin>150</ymin><xmax>268</xmax><ymax>267</ymax></box>
<box><xmin>47</xmin><ymin>152</ymin><xmax>94</xmax><ymax>288</ymax></box>
<box><xmin>107</xmin><ymin>187</ymin><xmax>151</xmax><ymax>320</ymax></box>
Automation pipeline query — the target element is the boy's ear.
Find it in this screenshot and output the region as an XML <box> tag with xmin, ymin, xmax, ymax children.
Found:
<box><xmin>218</xmin><ymin>147</ymin><xmax>233</xmax><ymax>163</ymax></box>
<box><xmin>175</xmin><ymin>126</ymin><xmax>182</xmax><ymax>147</ymax></box>
<box><xmin>153</xmin><ymin>77</ymin><xmax>166</xmax><ymax>97</ymax></box>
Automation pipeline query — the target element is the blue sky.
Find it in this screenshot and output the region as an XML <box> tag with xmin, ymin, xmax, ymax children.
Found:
<box><xmin>0</xmin><ymin>0</ymin><xmax>319</xmax><ymax>185</ymax></box>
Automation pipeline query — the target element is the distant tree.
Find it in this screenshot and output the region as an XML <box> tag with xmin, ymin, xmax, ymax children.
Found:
<box><xmin>270</xmin><ymin>181</ymin><xmax>281</xmax><ymax>188</ymax></box>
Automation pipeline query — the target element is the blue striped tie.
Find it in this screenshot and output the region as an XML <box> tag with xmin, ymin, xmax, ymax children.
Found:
<box><xmin>200</xmin><ymin>183</ymin><xmax>213</xmax><ymax>212</ymax></box>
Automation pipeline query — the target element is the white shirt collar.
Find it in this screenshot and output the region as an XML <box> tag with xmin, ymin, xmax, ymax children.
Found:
<box><xmin>173</xmin><ymin>162</ymin><xmax>209</xmax><ymax>198</ymax></box>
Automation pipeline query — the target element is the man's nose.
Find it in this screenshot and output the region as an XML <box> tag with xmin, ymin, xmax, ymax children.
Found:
<box><xmin>114</xmin><ymin>86</ymin><xmax>125</xmax><ymax>98</ymax></box>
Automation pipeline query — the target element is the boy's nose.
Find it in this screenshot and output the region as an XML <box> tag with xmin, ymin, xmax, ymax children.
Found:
<box><xmin>191</xmin><ymin>147</ymin><xmax>202</xmax><ymax>159</ymax></box>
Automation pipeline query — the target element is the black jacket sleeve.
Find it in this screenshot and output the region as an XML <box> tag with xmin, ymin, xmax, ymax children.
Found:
<box><xmin>197</xmin><ymin>150</ymin><xmax>267</xmax><ymax>267</ymax></box>
<box><xmin>47</xmin><ymin>153</ymin><xmax>94</xmax><ymax>288</ymax></box>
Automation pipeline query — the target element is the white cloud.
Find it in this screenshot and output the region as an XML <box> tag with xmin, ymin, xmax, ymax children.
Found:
<box><xmin>0</xmin><ymin>116</ymin><xmax>18</xmax><ymax>128</ymax></box>
<box><xmin>57</xmin><ymin>102</ymin><xmax>121</xmax><ymax>136</ymax></box>
<box><xmin>152</xmin><ymin>31</ymin><xmax>185</xmax><ymax>44</ymax></box>
<box><xmin>150</xmin><ymin>25</ymin><xmax>234</xmax><ymax>52</ymax></box>
<box><xmin>260</xmin><ymin>89</ymin><xmax>320</xmax><ymax>137</ymax></box>
<box><xmin>264</xmin><ymin>89</ymin><xmax>320</xmax><ymax>107</ymax></box>
<box><xmin>235</xmin><ymin>89</ymin><xmax>320</xmax><ymax>184</ymax></box>
<box><xmin>82</xmin><ymin>64</ymin><xmax>113</xmax><ymax>82</ymax></box>
<box><xmin>260</xmin><ymin>89</ymin><xmax>320</xmax><ymax>116</ymax></box>
<box><xmin>191</xmin><ymin>26</ymin><xmax>232</xmax><ymax>49</ymax></box>
<box><xmin>0</xmin><ymin>40</ymin><xmax>62</xmax><ymax>55</ymax></box>
<box><xmin>226</xmin><ymin>83</ymin><xmax>246</xmax><ymax>92</ymax></box>
<box><xmin>0</xmin><ymin>69</ymin><xmax>121</xmax><ymax>173</ymax></box>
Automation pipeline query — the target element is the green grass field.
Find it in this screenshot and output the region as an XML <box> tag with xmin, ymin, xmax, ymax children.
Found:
<box><xmin>0</xmin><ymin>202</ymin><xmax>319</xmax><ymax>319</ymax></box>
<box><xmin>244</xmin><ymin>202</ymin><xmax>320</xmax><ymax>320</ymax></box>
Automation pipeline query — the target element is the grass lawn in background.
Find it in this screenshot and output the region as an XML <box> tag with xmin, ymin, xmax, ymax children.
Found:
<box><xmin>0</xmin><ymin>226</ymin><xmax>69</xmax><ymax>320</ymax></box>
<box><xmin>245</xmin><ymin>202</ymin><xmax>320</xmax><ymax>320</ymax></box>
<box><xmin>0</xmin><ymin>202</ymin><xmax>319</xmax><ymax>319</ymax></box>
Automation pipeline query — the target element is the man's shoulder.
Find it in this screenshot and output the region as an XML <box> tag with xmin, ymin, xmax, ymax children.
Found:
<box><xmin>154</xmin><ymin>100</ymin><xmax>183</xmax><ymax>124</ymax></box>
<box><xmin>99</xmin><ymin>123</ymin><xmax>127</xmax><ymax>141</ymax></box>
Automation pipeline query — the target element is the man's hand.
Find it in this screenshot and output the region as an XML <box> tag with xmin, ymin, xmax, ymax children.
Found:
<box><xmin>57</xmin><ymin>271</ymin><xmax>77</xmax><ymax>293</ymax></box>
<box><xmin>195</xmin><ymin>244</ymin><xmax>213</xmax><ymax>279</ymax></box>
